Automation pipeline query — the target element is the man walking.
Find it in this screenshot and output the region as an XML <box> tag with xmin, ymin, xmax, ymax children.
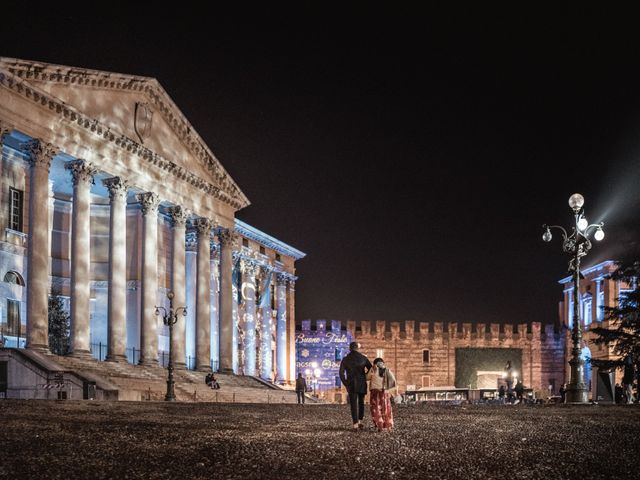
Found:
<box><xmin>339</xmin><ymin>341</ymin><xmax>372</xmax><ymax>430</ymax></box>
<box><xmin>295</xmin><ymin>373</ymin><xmax>307</xmax><ymax>405</ymax></box>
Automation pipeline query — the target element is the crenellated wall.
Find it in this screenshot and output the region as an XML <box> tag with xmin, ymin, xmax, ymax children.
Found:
<box><xmin>316</xmin><ymin>320</ymin><xmax>566</xmax><ymax>396</ymax></box>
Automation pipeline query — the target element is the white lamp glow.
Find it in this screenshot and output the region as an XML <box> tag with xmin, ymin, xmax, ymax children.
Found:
<box><xmin>569</xmin><ymin>193</ymin><xmax>584</xmax><ymax>210</ymax></box>
<box><xmin>577</xmin><ymin>216</ymin><xmax>588</xmax><ymax>231</ymax></box>
<box><xmin>594</xmin><ymin>228</ymin><xmax>605</xmax><ymax>241</ymax></box>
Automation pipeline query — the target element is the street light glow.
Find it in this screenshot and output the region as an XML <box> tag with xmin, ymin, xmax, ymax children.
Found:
<box><xmin>594</xmin><ymin>228</ymin><xmax>605</xmax><ymax>241</ymax></box>
<box><xmin>568</xmin><ymin>193</ymin><xmax>584</xmax><ymax>210</ymax></box>
<box><xmin>577</xmin><ymin>216</ymin><xmax>588</xmax><ymax>231</ymax></box>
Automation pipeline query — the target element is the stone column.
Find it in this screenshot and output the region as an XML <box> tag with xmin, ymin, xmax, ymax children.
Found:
<box><xmin>195</xmin><ymin>218</ymin><xmax>212</xmax><ymax>371</ymax></box>
<box><xmin>168</xmin><ymin>206</ymin><xmax>189</xmax><ymax>369</ymax></box>
<box><xmin>275</xmin><ymin>273</ymin><xmax>288</xmax><ymax>382</ymax></box>
<box><xmin>65</xmin><ymin>159</ymin><xmax>97</xmax><ymax>357</ymax></box>
<box><xmin>242</xmin><ymin>259</ymin><xmax>258</xmax><ymax>376</ymax></box>
<box><xmin>210</xmin><ymin>246</ymin><xmax>220</xmax><ymax>371</ymax></box>
<box><xmin>218</xmin><ymin>229</ymin><xmax>236</xmax><ymax>373</ymax></box>
<box><xmin>26</xmin><ymin>141</ymin><xmax>57</xmax><ymax>350</ymax></box>
<box><xmin>286</xmin><ymin>279</ymin><xmax>297</xmax><ymax>383</ymax></box>
<box><xmin>137</xmin><ymin>192</ymin><xmax>160</xmax><ymax>365</ymax></box>
<box><xmin>259</xmin><ymin>266</ymin><xmax>273</xmax><ymax>380</ymax></box>
<box><xmin>103</xmin><ymin>177</ymin><xmax>129</xmax><ymax>362</ymax></box>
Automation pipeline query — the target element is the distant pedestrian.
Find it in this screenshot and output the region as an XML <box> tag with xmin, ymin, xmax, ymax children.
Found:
<box><xmin>514</xmin><ymin>380</ymin><xmax>524</xmax><ymax>403</ymax></box>
<box><xmin>339</xmin><ymin>341</ymin><xmax>372</xmax><ymax>430</ymax></box>
<box><xmin>498</xmin><ymin>384</ymin><xmax>506</xmax><ymax>403</ymax></box>
<box><xmin>210</xmin><ymin>375</ymin><xmax>220</xmax><ymax>390</ymax></box>
<box><xmin>295</xmin><ymin>373</ymin><xmax>307</xmax><ymax>405</ymax></box>
<box><xmin>559</xmin><ymin>383</ymin><xmax>567</xmax><ymax>404</ymax></box>
<box><xmin>367</xmin><ymin>357</ymin><xmax>396</xmax><ymax>432</ymax></box>
<box><xmin>205</xmin><ymin>372</ymin><xmax>212</xmax><ymax>388</ymax></box>
<box><xmin>615</xmin><ymin>383</ymin><xmax>624</xmax><ymax>404</ymax></box>
<box><xmin>504</xmin><ymin>361</ymin><xmax>514</xmax><ymax>403</ymax></box>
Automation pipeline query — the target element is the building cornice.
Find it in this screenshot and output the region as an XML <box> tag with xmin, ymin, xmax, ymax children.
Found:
<box><xmin>558</xmin><ymin>260</ymin><xmax>616</xmax><ymax>285</ymax></box>
<box><xmin>0</xmin><ymin>57</ymin><xmax>250</xmax><ymax>211</ymax></box>
<box><xmin>234</xmin><ymin>219</ymin><xmax>306</xmax><ymax>260</ymax></box>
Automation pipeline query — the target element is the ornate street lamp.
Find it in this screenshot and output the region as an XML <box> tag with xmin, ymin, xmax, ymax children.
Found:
<box><xmin>542</xmin><ymin>193</ymin><xmax>604</xmax><ymax>403</ymax></box>
<box><xmin>155</xmin><ymin>291</ymin><xmax>187</xmax><ymax>402</ymax></box>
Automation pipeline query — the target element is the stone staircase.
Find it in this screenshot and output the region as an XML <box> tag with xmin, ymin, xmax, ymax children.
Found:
<box><xmin>47</xmin><ymin>353</ymin><xmax>302</xmax><ymax>403</ymax></box>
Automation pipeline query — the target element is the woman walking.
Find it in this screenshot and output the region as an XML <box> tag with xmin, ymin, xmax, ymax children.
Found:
<box><xmin>368</xmin><ymin>357</ymin><xmax>396</xmax><ymax>432</ymax></box>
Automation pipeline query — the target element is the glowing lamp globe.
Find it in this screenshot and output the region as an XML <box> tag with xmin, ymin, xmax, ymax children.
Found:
<box><xmin>594</xmin><ymin>228</ymin><xmax>605</xmax><ymax>241</ymax></box>
<box><xmin>568</xmin><ymin>193</ymin><xmax>584</xmax><ymax>210</ymax></box>
<box><xmin>577</xmin><ymin>217</ymin><xmax>588</xmax><ymax>231</ymax></box>
<box><xmin>542</xmin><ymin>229</ymin><xmax>552</xmax><ymax>242</ymax></box>
<box><xmin>314</xmin><ymin>368</ymin><xmax>321</xmax><ymax>377</ymax></box>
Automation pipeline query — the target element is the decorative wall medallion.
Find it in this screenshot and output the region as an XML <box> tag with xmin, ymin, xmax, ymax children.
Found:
<box><xmin>134</xmin><ymin>102</ymin><xmax>153</xmax><ymax>144</ymax></box>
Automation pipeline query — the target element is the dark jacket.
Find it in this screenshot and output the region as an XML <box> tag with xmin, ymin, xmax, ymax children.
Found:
<box><xmin>295</xmin><ymin>376</ymin><xmax>307</xmax><ymax>392</ymax></box>
<box><xmin>339</xmin><ymin>351</ymin><xmax>372</xmax><ymax>394</ymax></box>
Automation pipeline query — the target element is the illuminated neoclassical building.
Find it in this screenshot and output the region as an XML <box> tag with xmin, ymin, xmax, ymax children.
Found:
<box><xmin>0</xmin><ymin>57</ymin><xmax>304</xmax><ymax>385</ymax></box>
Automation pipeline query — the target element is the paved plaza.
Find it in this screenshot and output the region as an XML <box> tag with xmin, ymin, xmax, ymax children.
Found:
<box><xmin>1</xmin><ymin>400</ymin><xmax>638</xmax><ymax>479</ymax></box>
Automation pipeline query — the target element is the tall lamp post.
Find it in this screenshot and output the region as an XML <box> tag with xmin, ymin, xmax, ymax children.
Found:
<box><xmin>542</xmin><ymin>193</ymin><xmax>605</xmax><ymax>404</ymax></box>
<box><xmin>155</xmin><ymin>291</ymin><xmax>187</xmax><ymax>402</ymax></box>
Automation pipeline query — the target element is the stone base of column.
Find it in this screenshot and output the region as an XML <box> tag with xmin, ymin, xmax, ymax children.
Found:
<box><xmin>69</xmin><ymin>349</ymin><xmax>93</xmax><ymax>359</ymax></box>
<box><xmin>105</xmin><ymin>354</ymin><xmax>128</xmax><ymax>363</ymax></box>
<box><xmin>197</xmin><ymin>364</ymin><xmax>212</xmax><ymax>372</ymax></box>
<box><xmin>173</xmin><ymin>362</ymin><xmax>187</xmax><ymax>370</ymax></box>
<box><xmin>139</xmin><ymin>358</ymin><xmax>159</xmax><ymax>367</ymax></box>
<box><xmin>219</xmin><ymin>367</ymin><xmax>234</xmax><ymax>375</ymax></box>
<box><xmin>26</xmin><ymin>344</ymin><xmax>50</xmax><ymax>353</ymax></box>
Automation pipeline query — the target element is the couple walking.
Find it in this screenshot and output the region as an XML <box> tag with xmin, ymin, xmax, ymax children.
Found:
<box><xmin>339</xmin><ymin>341</ymin><xmax>396</xmax><ymax>431</ymax></box>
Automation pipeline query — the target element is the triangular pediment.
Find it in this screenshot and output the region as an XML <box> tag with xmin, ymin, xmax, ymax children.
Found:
<box><xmin>0</xmin><ymin>57</ymin><xmax>249</xmax><ymax>210</ymax></box>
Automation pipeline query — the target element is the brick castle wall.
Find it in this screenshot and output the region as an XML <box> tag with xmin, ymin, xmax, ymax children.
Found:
<box><xmin>308</xmin><ymin>320</ymin><xmax>566</xmax><ymax>396</ymax></box>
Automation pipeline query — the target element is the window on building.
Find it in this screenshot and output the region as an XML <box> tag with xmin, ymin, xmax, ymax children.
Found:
<box><xmin>3</xmin><ymin>271</ymin><xmax>24</xmax><ymax>286</ymax></box>
<box><xmin>7</xmin><ymin>299</ymin><xmax>20</xmax><ymax>335</ymax></box>
<box><xmin>422</xmin><ymin>350</ymin><xmax>430</xmax><ymax>364</ymax></box>
<box><xmin>242</xmin><ymin>238</ymin><xmax>249</xmax><ymax>248</ymax></box>
<box><xmin>259</xmin><ymin>246</ymin><xmax>265</xmax><ymax>255</ymax></box>
<box><xmin>421</xmin><ymin>375</ymin><xmax>431</xmax><ymax>387</ymax></box>
<box><xmin>275</xmin><ymin>253</ymin><xmax>281</xmax><ymax>262</ymax></box>
<box><xmin>596</xmin><ymin>280</ymin><xmax>605</xmax><ymax>322</ymax></box>
<box><xmin>568</xmin><ymin>292</ymin><xmax>574</xmax><ymax>329</ymax></box>
<box><xmin>376</xmin><ymin>349</ymin><xmax>384</xmax><ymax>359</ymax></box>
<box><xmin>582</xmin><ymin>295</ymin><xmax>592</xmax><ymax>326</ymax></box>
<box><xmin>9</xmin><ymin>188</ymin><xmax>23</xmax><ymax>232</ymax></box>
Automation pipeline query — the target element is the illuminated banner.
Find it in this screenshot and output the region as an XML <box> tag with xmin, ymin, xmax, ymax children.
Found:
<box><xmin>295</xmin><ymin>321</ymin><xmax>352</xmax><ymax>391</ymax></box>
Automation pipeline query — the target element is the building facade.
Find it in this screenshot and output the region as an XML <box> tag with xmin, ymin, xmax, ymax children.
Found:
<box><xmin>0</xmin><ymin>57</ymin><xmax>304</xmax><ymax>383</ymax></box>
<box><xmin>558</xmin><ymin>260</ymin><xmax>632</xmax><ymax>393</ymax></box>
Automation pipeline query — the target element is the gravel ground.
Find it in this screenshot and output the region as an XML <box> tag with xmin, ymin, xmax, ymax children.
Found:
<box><xmin>1</xmin><ymin>400</ymin><xmax>638</xmax><ymax>479</ymax></box>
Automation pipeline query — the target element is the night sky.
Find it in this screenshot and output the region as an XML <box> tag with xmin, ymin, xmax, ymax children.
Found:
<box><xmin>2</xmin><ymin>7</ymin><xmax>639</xmax><ymax>326</ymax></box>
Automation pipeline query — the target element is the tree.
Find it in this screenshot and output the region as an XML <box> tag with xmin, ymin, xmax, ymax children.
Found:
<box><xmin>48</xmin><ymin>294</ymin><xmax>70</xmax><ymax>355</ymax></box>
<box><xmin>590</xmin><ymin>261</ymin><xmax>640</xmax><ymax>371</ymax></box>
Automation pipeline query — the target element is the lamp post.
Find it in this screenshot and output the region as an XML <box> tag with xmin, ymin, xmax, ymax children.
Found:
<box><xmin>155</xmin><ymin>291</ymin><xmax>187</xmax><ymax>402</ymax></box>
<box><xmin>542</xmin><ymin>193</ymin><xmax>605</xmax><ymax>404</ymax></box>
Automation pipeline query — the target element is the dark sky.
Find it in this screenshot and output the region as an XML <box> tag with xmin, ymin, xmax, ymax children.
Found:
<box><xmin>2</xmin><ymin>6</ymin><xmax>640</xmax><ymax>326</ymax></box>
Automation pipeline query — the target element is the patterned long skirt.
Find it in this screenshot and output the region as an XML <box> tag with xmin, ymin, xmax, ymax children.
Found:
<box><xmin>370</xmin><ymin>389</ymin><xmax>394</xmax><ymax>431</ymax></box>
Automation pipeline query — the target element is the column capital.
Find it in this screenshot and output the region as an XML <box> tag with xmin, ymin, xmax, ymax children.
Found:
<box><xmin>65</xmin><ymin>159</ymin><xmax>97</xmax><ymax>186</ymax></box>
<box><xmin>27</xmin><ymin>140</ymin><xmax>58</xmax><ymax>170</ymax></box>
<box><xmin>217</xmin><ymin>227</ymin><xmax>239</xmax><ymax>247</ymax></box>
<box><xmin>137</xmin><ymin>192</ymin><xmax>161</xmax><ymax>216</ymax></box>
<box><xmin>194</xmin><ymin>217</ymin><xmax>213</xmax><ymax>236</ymax></box>
<box><xmin>241</xmin><ymin>258</ymin><xmax>259</xmax><ymax>276</ymax></box>
<box><xmin>168</xmin><ymin>205</ymin><xmax>190</xmax><ymax>228</ymax></box>
<box><xmin>102</xmin><ymin>176</ymin><xmax>129</xmax><ymax>201</ymax></box>
<box><xmin>276</xmin><ymin>273</ymin><xmax>289</xmax><ymax>286</ymax></box>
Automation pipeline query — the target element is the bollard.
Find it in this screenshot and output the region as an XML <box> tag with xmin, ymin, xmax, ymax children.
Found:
<box><xmin>267</xmin><ymin>394</ymin><xmax>270</xmax><ymax>404</ymax></box>
<box><xmin>233</xmin><ymin>392</ymin><xmax>236</xmax><ymax>403</ymax></box>
<box><xmin>216</xmin><ymin>391</ymin><xmax>219</xmax><ymax>403</ymax></box>
<box><xmin>193</xmin><ymin>390</ymin><xmax>197</xmax><ymax>402</ymax></box>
